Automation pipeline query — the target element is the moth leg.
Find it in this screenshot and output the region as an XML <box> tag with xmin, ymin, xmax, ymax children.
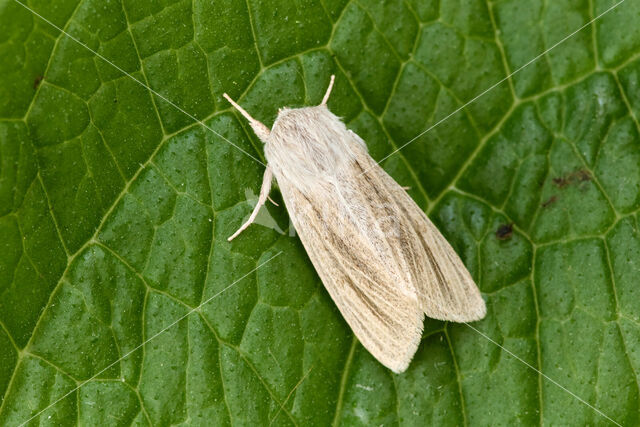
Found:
<box><xmin>228</xmin><ymin>167</ymin><xmax>274</xmax><ymax>241</ymax></box>
<box><xmin>222</xmin><ymin>93</ymin><xmax>270</xmax><ymax>141</ymax></box>
<box><xmin>321</xmin><ymin>74</ymin><xmax>335</xmax><ymax>105</ymax></box>
<box><xmin>267</xmin><ymin>195</ymin><xmax>279</xmax><ymax>206</ymax></box>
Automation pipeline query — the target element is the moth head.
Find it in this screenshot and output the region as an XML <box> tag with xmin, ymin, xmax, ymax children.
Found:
<box><xmin>271</xmin><ymin>73</ymin><xmax>335</xmax><ymax>135</ymax></box>
<box><xmin>223</xmin><ymin>75</ymin><xmax>335</xmax><ymax>144</ymax></box>
<box><xmin>271</xmin><ymin>105</ymin><xmax>333</xmax><ymax>137</ymax></box>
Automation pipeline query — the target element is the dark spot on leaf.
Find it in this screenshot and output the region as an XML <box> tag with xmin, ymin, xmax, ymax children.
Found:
<box><xmin>33</xmin><ymin>75</ymin><xmax>44</xmax><ymax>89</ymax></box>
<box><xmin>541</xmin><ymin>195</ymin><xmax>557</xmax><ymax>208</ymax></box>
<box><xmin>496</xmin><ymin>223</ymin><xmax>513</xmax><ymax>240</ymax></box>
<box><xmin>552</xmin><ymin>169</ymin><xmax>592</xmax><ymax>189</ymax></box>
<box><xmin>552</xmin><ymin>177</ymin><xmax>568</xmax><ymax>188</ymax></box>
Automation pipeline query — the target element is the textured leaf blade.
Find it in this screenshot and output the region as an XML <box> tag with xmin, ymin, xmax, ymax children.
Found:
<box><xmin>1</xmin><ymin>0</ymin><xmax>640</xmax><ymax>425</ymax></box>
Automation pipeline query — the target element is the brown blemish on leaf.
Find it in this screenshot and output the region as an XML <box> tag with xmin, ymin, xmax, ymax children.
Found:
<box><xmin>541</xmin><ymin>195</ymin><xmax>557</xmax><ymax>208</ymax></box>
<box><xmin>552</xmin><ymin>176</ymin><xmax>568</xmax><ymax>188</ymax></box>
<box><xmin>495</xmin><ymin>223</ymin><xmax>513</xmax><ymax>240</ymax></box>
<box><xmin>552</xmin><ymin>169</ymin><xmax>592</xmax><ymax>189</ymax></box>
<box><xmin>33</xmin><ymin>75</ymin><xmax>44</xmax><ymax>89</ymax></box>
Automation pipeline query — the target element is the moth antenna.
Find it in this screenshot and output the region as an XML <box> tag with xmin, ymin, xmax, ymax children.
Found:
<box><xmin>223</xmin><ymin>93</ymin><xmax>270</xmax><ymax>140</ymax></box>
<box><xmin>321</xmin><ymin>75</ymin><xmax>335</xmax><ymax>105</ymax></box>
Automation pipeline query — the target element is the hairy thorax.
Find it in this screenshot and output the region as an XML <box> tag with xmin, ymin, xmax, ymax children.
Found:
<box><xmin>264</xmin><ymin>105</ymin><xmax>366</xmax><ymax>192</ymax></box>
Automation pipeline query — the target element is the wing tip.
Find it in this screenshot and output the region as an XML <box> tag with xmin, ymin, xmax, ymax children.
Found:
<box><xmin>364</xmin><ymin>312</ymin><xmax>423</xmax><ymax>375</ymax></box>
<box><xmin>453</xmin><ymin>293</ymin><xmax>487</xmax><ymax>322</ymax></box>
<box><xmin>380</xmin><ymin>296</ymin><xmax>488</xmax><ymax>374</ymax></box>
<box><xmin>389</xmin><ymin>360</ymin><xmax>411</xmax><ymax>374</ymax></box>
<box><xmin>366</xmin><ymin>298</ymin><xmax>487</xmax><ymax>374</ymax></box>
<box><xmin>385</xmin><ymin>316</ymin><xmax>424</xmax><ymax>374</ymax></box>
<box><xmin>424</xmin><ymin>292</ymin><xmax>487</xmax><ymax>323</ymax></box>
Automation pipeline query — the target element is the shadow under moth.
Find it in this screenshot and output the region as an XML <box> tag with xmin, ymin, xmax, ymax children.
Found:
<box><xmin>224</xmin><ymin>76</ymin><xmax>485</xmax><ymax>373</ymax></box>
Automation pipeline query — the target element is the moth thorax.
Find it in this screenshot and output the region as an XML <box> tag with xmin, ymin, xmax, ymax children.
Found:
<box><xmin>266</xmin><ymin>108</ymin><xmax>358</xmax><ymax>190</ymax></box>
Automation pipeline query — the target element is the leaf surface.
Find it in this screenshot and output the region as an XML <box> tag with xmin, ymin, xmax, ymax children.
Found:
<box><xmin>1</xmin><ymin>0</ymin><xmax>640</xmax><ymax>425</ymax></box>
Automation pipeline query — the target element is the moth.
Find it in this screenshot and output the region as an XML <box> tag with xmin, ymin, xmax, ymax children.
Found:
<box><xmin>224</xmin><ymin>76</ymin><xmax>486</xmax><ymax>373</ymax></box>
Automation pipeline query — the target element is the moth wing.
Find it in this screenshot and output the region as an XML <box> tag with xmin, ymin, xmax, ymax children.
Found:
<box><xmin>352</xmin><ymin>142</ymin><xmax>486</xmax><ymax>322</ymax></box>
<box><xmin>266</xmin><ymin>107</ymin><xmax>484</xmax><ymax>373</ymax></box>
<box><xmin>279</xmin><ymin>181</ymin><xmax>424</xmax><ymax>374</ymax></box>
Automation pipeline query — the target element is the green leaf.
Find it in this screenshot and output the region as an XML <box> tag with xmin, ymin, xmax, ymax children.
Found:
<box><xmin>1</xmin><ymin>0</ymin><xmax>640</xmax><ymax>425</ymax></box>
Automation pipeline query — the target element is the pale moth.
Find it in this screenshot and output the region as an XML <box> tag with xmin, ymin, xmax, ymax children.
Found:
<box><xmin>224</xmin><ymin>76</ymin><xmax>486</xmax><ymax>373</ymax></box>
